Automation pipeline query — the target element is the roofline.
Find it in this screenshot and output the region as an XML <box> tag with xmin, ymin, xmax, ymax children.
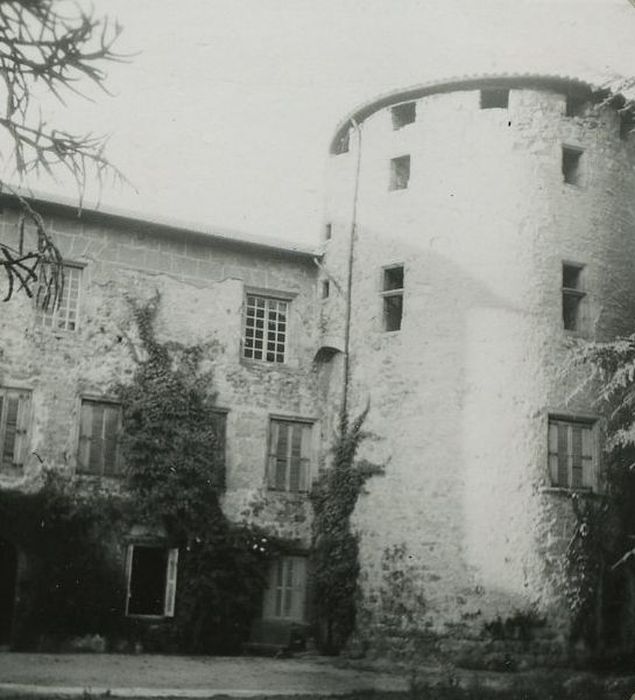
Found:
<box><xmin>330</xmin><ymin>73</ymin><xmax>603</xmax><ymax>154</ymax></box>
<box><xmin>0</xmin><ymin>187</ymin><xmax>319</xmax><ymax>260</ymax></box>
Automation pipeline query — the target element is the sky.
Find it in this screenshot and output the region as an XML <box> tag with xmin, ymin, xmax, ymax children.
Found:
<box><xmin>15</xmin><ymin>0</ymin><xmax>635</xmax><ymax>245</ymax></box>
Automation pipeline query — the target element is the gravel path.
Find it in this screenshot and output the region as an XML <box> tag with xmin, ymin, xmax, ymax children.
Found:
<box><xmin>0</xmin><ymin>653</ymin><xmax>407</xmax><ymax>696</ymax></box>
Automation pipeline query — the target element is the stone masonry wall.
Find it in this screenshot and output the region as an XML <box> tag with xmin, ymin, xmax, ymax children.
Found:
<box><xmin>321</xmin><ymin>82</ymin><xmax>635</xmax><ymax>650</ymax></box>
<box><xmin>0</xmin><ymin>205</ymin><xmax>320</xmax><ymax>546</ymax></box>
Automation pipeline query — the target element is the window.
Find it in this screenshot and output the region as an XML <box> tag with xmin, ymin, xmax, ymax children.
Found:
<box><xmin>562</xmin><ymin>146</ymin><xmax>583</xmax><ymax>186</ymax></box>
<box><xmin>565</xmin><ymin>95</ymin><xmax>586</xmax><ymax>118</ymax></box>
<box><xmin>262</xmin><ymin>555</ymin><xmax>307</xmax><ymax>621</ymax></box>
<box><xmin>321</xmin><ymin>280</ymin><xmax>330</xmax><ymax>299</ymax></box>
<box><xmin>562</xmin><ymin>262</ymin><xmax>585</xmax><ymax>332</ymax></box>
<box><xmin>391</xmin><ymin>102</ymin><xmax>416</xmax><ymax>129</ymax></box>
<box><xmin>39</xmin><ymin>264</ymin><xmax>82</xmax><ymax>331</ymax></box>
<box><xmin>0</xmin><ymin>388</ymin><xmax>30</xmax><ymax>471</ymax></box>
<box><xmin>381</xmin><ymin>265</ymin><xmax>404</xmax><ymax>332</ymax></box>
<box><xmin>480</xmin><ymin>89</ymin><xmax>509</xmax><ymax>109</ymax></box>
<box><xmin>211</xmin><ymin>410</ymin><xmax>227</xmax><ymax>486</ymax></box>
<box><xmin>324</xmin><ymin>223</ymin><xmax>332</xmax><ymax>241</ymax></box>
<box><xmin>243</xmin><ymin>294</ymin><xmax>288</xmax><ymax>363</ymax></box>
<box><xmin>548</xmin><ymin>417</ymin><xmax>597</xmax><ymax>490</ymax></box>
<box><xmin>77</xmin><ymin>399</ymin><xmax>122</xmax><ymax>476</ymax></box>
<box><xmin>389</xmin><ymin>156</ymin><xmax>410</xmax><ymax>191</ymax></box>
<box><xmin>267</xmin><ymin>418</ymin><xmax>312</xmax><ymax>492</ymax></box>
<box><xmin>125</xmin><ymin>544</ymin><xmax>178</xmax><ymax>617</ymax></box>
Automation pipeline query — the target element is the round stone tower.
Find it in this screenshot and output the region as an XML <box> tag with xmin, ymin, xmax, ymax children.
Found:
<box><xmin>317</xmin><ymin>75</ymin><xmax>635</xmax><ymax>648</ymax></box>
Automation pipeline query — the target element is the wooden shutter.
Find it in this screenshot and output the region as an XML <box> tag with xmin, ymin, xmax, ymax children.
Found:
<box><xmin>571</xmin><ymin>425</ymin><xmax>583</xmax><ymax>489</ymax></box>
<box><xmin>88</xmin><ymin>403</ymin><xmax>105</xmax><ymax>474</ymax></box>
<box><xmin>299</xmin><ymin>424</ymin><xmax>312</xmax><ymax>492</ymax></box>
<box><xmin>289</xmin><ymin>556</ymin><xmax>307</xmax><ymax>622</ymax></box>
<box><xmin>274</xmin><ymin>422</ymin><xmax>288</xmax><ymax>490</ymax></box>
<box><xmin>103</xmin><ymin>405</ymin><xmax>120</xmax><ymax>475</ymax></box>
<box><xmin>289</xmin><ymin>425</ymin><xmax>303</xmax><ymax>492</ymax></box>
<box><xmin>124</xmin><ymin>544</ymin><xmax>134</xmax><ymax>616</ymax></box>
<box><xmin>78</xmin><ymin>402</ymin><xmax>94</xmax><ymax>472</ymax></box>
<box><xmin>262</xmin><ymin>559</ymin><xmax>279</xmax><ymax>619</ymax></box>
<box><xmin>1</xmin><ymin>394</ymin><xmax>20</xmax><ymax>469</ymax></box>
<box><xmin>581</xmin><ymin>425</ymin><xmax>595</xmax><ymax>489</ymax></box>
<box><xmin>13</xmin><ymin>392</ymin><xmax>30</xmax><ymax>467</ymax></box>
<box><xmin>557</xmin><ymin>422</ymin><xmax>569</xmax><ymax>487</ymax></box>
<box><xmin>164</xmin><ymin>548</ymin><xmax>179</xmax><ymax>617</ymax></box>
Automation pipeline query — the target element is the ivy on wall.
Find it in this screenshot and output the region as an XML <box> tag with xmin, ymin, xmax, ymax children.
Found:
<box><xmin>2</xmin><ymin>292</ymin><xmax>280</xmax><ymax>654</ymax></box>
<box><xmin>310</xmin><ymin>405</ymin><xmax>382</xmax><ymax>654</ymax></box>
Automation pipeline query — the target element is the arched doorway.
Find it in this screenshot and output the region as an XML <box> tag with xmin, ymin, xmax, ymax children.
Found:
<box><xmin>0</xmin><ymin>538</ymin><xmax>17</xmax><ymax>646</ymax></box>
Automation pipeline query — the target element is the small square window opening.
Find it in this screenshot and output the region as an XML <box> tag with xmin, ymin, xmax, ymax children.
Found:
<box><xmin>562</xmin><ymin>146</ymin><xmax>583</xmax><ymax>186</ymax></box>
<box><xmin>480</xmin><ymin>89</ymin><xmax>509</xmax><ymax>109</ymax></box>
<box><xmin>548</xmin><ymin>417</ymin><xmax>597</xmax><ymax>490</ymax></box>
<box><xmin>391</xmin><ymin>102</ymin><xmax>416</xmax><ymax>130</ymax></box>
<box><xmin>562</xmin><ymin>263</ymin><xmax>586</xmax><ymax>332</ymax></box>
<box><xmin>389</xmin><ymin>156</ymin><xmax>410</xmax><ymax>191</ymax></box>
<box><xmin>381</xmin><ymin>265</ymin><xmax>404</xmax><ymax>332</ymax></box>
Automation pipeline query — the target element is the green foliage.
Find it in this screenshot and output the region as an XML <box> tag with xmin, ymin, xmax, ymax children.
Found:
<box><xmin>0</xmin><ymin>472</ymin><xmax>129</xmax><ymax>648</ymax></box>
<box><xmin>310</xmin><ymin>404</ymin><xmax>382</xmax><ymax>654</ymax></box>
<box><xmin>566</xmin><ymin>336</ymin><xmax>635</xmax><ymax>651</ymax></box>
<box><xmin>118</xmin><ymin>293</ymin><xmax>278</xmax><ymax>653</ymax></box>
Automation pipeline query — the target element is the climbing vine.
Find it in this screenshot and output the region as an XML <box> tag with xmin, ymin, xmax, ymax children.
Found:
<box><xmin>310</xmin><ymin>404</ymin><xmax>382</xmax><ymax>654</ymax></box>
<box><xmin>117</xmin><ymin>292</ymin><xmax>279</xmax><ymax>653</ymax></box>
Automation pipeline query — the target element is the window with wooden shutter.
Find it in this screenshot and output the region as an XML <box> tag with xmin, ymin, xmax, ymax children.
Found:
<box><xmin>548</xmin><ymin>417</ymin><xmax>597</xmax><ymax>490</ymax></box>
<box><xmin>78</xmin><ymin>399</ymin><xmax>122</xmax><ymax>476</ymax></box>
<box><xmin>267</xmin><ymin>419</ymin><xmax>312</xmax><ymax>493</ymax></box>
<box><xmin>0</xmin><ymin>388</ymin><xmax>30</xmax><ymax>471</ymax></box>
<box><xmin>125</xmin><ymin>544</ymin><xmax>179</xmax><ymax>618</ymax></box>
<box><xmin>262</xmin><ymin>555</ymin><xmax>308</xmax><ymax>622</ymax></box>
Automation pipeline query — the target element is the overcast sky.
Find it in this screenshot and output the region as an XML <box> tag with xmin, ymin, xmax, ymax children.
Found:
<box><xmin>22</xmin><ymin>0</ymin><xmax>635</xmax><ymax>245</ymax></box>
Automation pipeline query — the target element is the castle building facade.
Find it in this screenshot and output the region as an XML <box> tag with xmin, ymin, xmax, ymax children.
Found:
<box><xmin>1</xmin><ymin>74</ymin><xmax>635</xmax><ymax>654</ymax></box>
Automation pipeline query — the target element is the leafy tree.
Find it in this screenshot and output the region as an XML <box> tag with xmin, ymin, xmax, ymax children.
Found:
<box><xmin>0</xmin><ymin>1</ymin><xmax>124</xmax><ymax>308</ymax></box>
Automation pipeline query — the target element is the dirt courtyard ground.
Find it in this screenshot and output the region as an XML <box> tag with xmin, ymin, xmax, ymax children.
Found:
<box><xmin>0</xmin><ymin>652</ymin><xmax>408</xmax><ymax>696</ymax></box>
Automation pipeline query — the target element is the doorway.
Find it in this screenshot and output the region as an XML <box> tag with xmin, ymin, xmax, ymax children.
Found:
<box><xmin>0</xmin><ymin>538</ymin><xmax>17</xmax><ymax>645</ymax></box>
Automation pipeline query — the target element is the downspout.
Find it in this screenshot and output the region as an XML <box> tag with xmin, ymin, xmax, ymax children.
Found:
<box><xmin>342</xmin><ymin>118</ymin><xmax>362</xmax><ymax>418</ymax></box>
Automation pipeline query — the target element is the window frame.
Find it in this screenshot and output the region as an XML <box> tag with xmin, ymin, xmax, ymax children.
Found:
<box><xmin>0</xmin><ymin>387</ymin><xmax>31</xmax><ymax>471</ymax></box>
<box><xmin>562</xmin><ymin>261</ymin><xmax>586</xmax><ymax>333</ymax></box>
<box><xmin>262</xmin><ymin>554</ymin><xmax>308</xmax><ymax>622</ymax></box>
<box><xmin>547</xmin><ymin>414</ymin><xmax>599</xmax><ymax>491</ymax></box>
<box><xmin>242</xmin><ymin>291</ymin><xmax>292</xmax><ymax>365</ymax></box>
<box><xmin>124</xmin><ymin>543</ymin><xmax>179</xmax><ymax>619</ymax></box>
<box><xmin>37</xmin><ymin>262</ymin><xmax>84</xmax><ymax>332</ymax></box>
<box><xmin>76</xmin><ymin>397</ymin><xmax>123</xmax><ymax>477</ymax></box>
<box><xmin>380</xmin><ymin>264</ymin><xmax>405</xmax><ymax>333</ymax></box>
<box><xmin>266</xmin><ymin>416</ymin><xmax>315</xmax><ymax>494</ymax></box>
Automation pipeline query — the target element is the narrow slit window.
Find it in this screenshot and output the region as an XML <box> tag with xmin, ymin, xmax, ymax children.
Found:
<box><xmin>324</xmin><ymin>223</ymin><xmax>332</xmax><ymax>241</ymax></box>
<box><xmin>321</xmin><ymin>280</ymin><xmax>330</xmax><ymax>299</ymax></box>
<box><xmin>562</xmin><ymin>146</ymin><xmax>583</xmax><ymax>186</ymax></box>
<box><xmin>391</xmin><ymin>102</ymin><xmax>416</xmax><ymax>129</ymax></box>
<box><xmin>480</xmin><ymin>89</ymin><xmax>509</xmax><ymax>109</ymax></box>
<box><xmin>381</xmin><ymin>265</ymin><xmax>404</xmax><ymax>332</ymax></box>
<box><xmin>562</xmin><ymin>262</ymin><xmax>585</xmax><ymax>332</ymax></box>
<box><xmin>389</xmin><ymin>156</ymin><xmax>410</xmax><ymax>191</ymax></box>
